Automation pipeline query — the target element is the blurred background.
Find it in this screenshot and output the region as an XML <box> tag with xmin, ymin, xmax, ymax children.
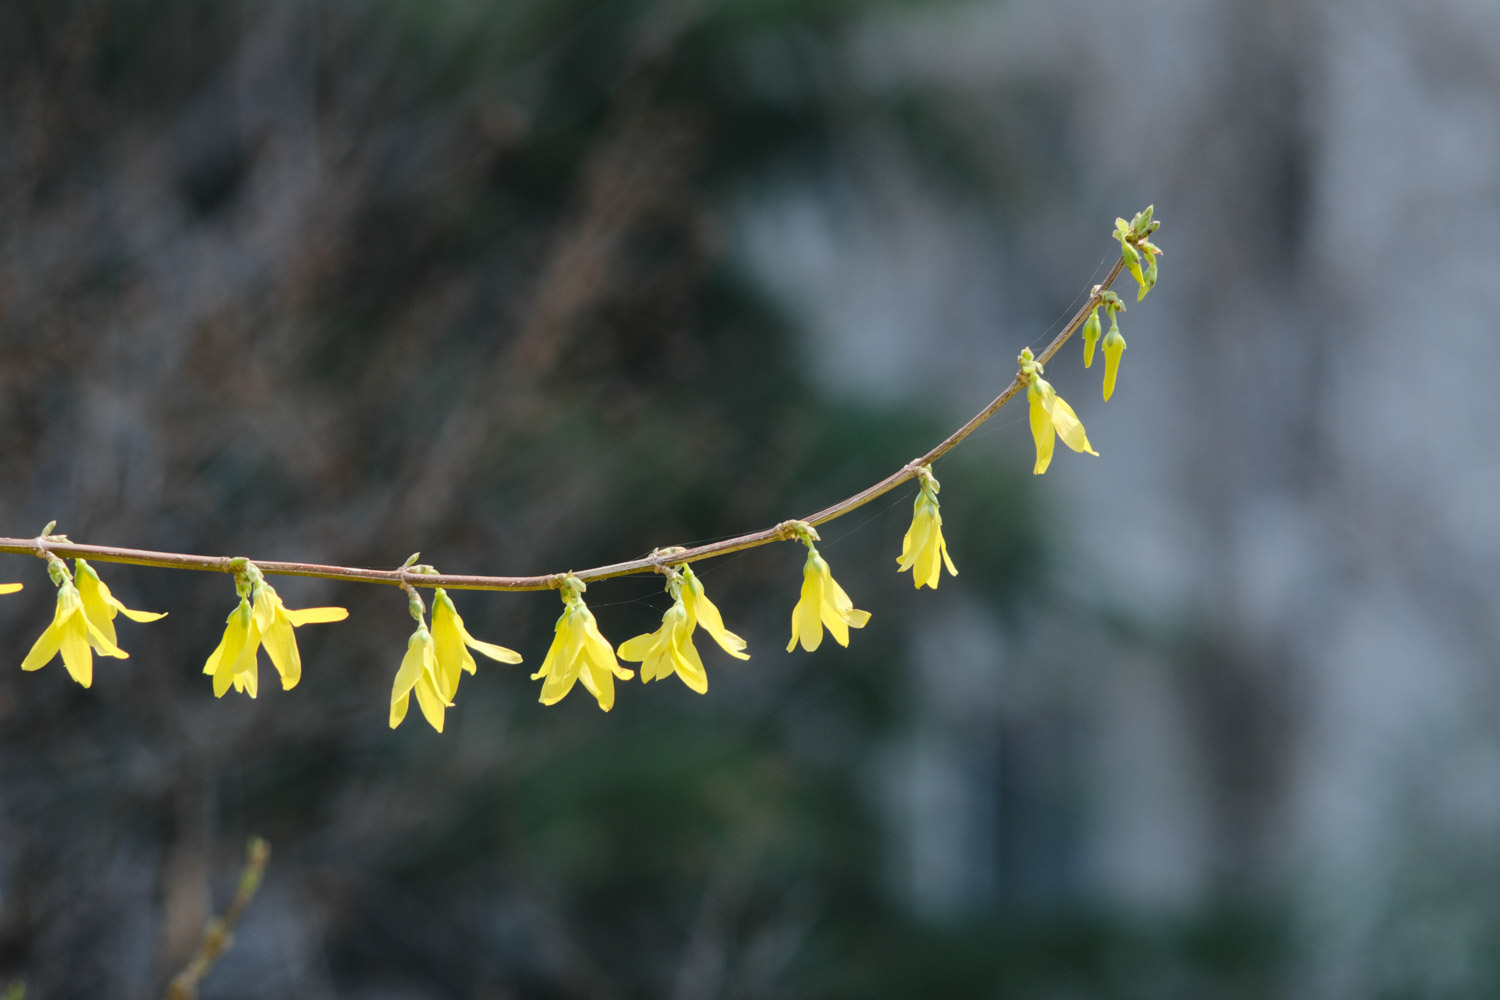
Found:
<box><xmin>2</xmin><ymin>0</ymin><xmax>1498</xmax><ymax>996</ymax></box>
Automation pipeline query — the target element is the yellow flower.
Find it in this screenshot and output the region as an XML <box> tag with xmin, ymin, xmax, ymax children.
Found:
<box><xmin>619</xmin><ymin>565</ymin><xmax>748</xmax><ymax>694</ymax></box>
<box><xmin>787</xmin><ymin>542</ymin><xmax>870</xmax><ymax>653</ymax></box>
<box><xmin>430</xmin><ymin>587</ymin><xmax>522</xmax><ymax>702</ymax></box>
<box><xmin>1026</xmin><ymin>370</ymin><xmax>1097</xmax><ymax>475</ymax></box>
<box><xmin>1101</xmin><ymin>324</ymin><xmax>1127</xmax><ymax>401</ymax></box>
<box><xmin>75</xmin><ymin>558</ymin><xmax>166</xmax><ymax>647</ymax></box>
<box><xmin>618</xmin><ymin>596</ymin><xmax>708</xmax><ymax>693</ymax></box>
<box><xmin>0</xmin><ymin>583</ymin><xmax>21</xmax><ymax>596</ymax></box>
<box><xmin>897</xmin><ymin>468</ymin><xmax>958</xmax><ymax>589</ymax></box>
<box><xmin>389</xmin><ymin>625</ymin><xmax>453</xmax><ymax>732</ymax></box>
<box><xmin>203</xmin><ymin>596</ymin><xmax>258</xmax><ymax>698</ymax></box>
<box><xmin>531</xmin><ymin>578</ymin><xmax>633</xmax><ymax>710</ymax></box>
<box><xmin>22</xmin><ymin>579</ymin><xmax>128</xmax><ymax>688</ymax></box>
<box><xmin>202</xmin><ymin>567</ymin><xmax>347</xmax><ymax>698</ymax></box>
<box><xmin>680</xmin><ymin>565</ymin><xmax>749</xmax><ymax>660</ymax></box>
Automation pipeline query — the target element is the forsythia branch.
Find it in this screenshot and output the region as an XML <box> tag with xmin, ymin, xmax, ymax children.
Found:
<box><xmin>2</xmin><ymin>209</ymin><xmax>1161</xmax><ymax>717</ymax></box>
<box><xmin>0</xmin><ymin>263</ymin><xmax>1127</xmax><ymax>593</ymax></box>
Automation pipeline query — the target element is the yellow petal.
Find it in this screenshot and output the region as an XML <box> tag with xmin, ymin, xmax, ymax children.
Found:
<box><xmin>584</xmin><ymin>663</ymin><xmax>614</xmax><ymax>711</ymax></box>
<box><xmin>430</xmin><ymin>602</ymin><xmax>467</xmax><ymax>701</ymax></box>
<box><xmin>117</xmin><ymin>606</ymin><xmax>167</xmax><ymax>623</ymax></box>
<box><xmin>538</xmin><ymin>617</ymin><xmax>583</xmax><ymax>704</ymax></box>
<box><xmin>584</xmin><ymin>613</ymin><xmax>631</xmax><ymax>681</ymax></box>
<box><xmin>530</xmin><ymin>621</ymin><xmax>568</xmax><ymax>681</ymax></box>
<box><xmin>897</xmin><ymin>507</ymin><xmax>931</xmax><ymax>573</ymax></box>
<box><xmin>75</xmin><ymin>564</ymin><xmax>119</xmax><ymax>647</ymax></box>
<box><xmin>231</xmin><ymin>619</ymin><xmax>262</xmax><ymax>676</ymax></box>
<box><xmin>683</xmin><ymin>575</ymin><xmax>749</xmax><ymax>660</ymax></box>
<box><xmin>259</xmin><ymin>610</ymin><xmax>302</xmax><ymax>691</ymax></box>
<box><xmin>670</xmin><ymin>626</ymin><xmax>709</xmax><ymax>694</ymax></box>
<box><xmin>617</xmin><ymin>631</ymin><xmax>659</xmax><ymax>662</ymax></box>
<box><xmin>59</xmin><ymin>610</ymin><xmax>94</xmax><ymax>687</ymax></box>
<box><xmin>573</xmin><ymin>647</ymin><xmax>604</xmax><ymax>702</ymax></box>
<box><xmin>628</xmin><ymin>613</ymin><xmax>677</xmax><ymax>682</ymax></box>
<box><xmin>22</xmin><ymin>619</ymin><xmax>63</xmax><ymax>673</ymax></box>
<box><xmin>645</xmin><ymin>645</ymin><xmax>675</xmax><ymax>683</ymax></box>
<box><xmin>0</xmin><ymin>583</ymin><xmax>22</xmax><ymax>595</ymax></box>
<box><xmin>232</xmin><ymin>663</ymin><xmax>259</xmax><ymax>699</ymax></box>
<box><xmin>282</xmin><ymin>606</ymin><xmax>348</xmax><ymax>626</ymax></box>
<box><xmin>466</xmin><ymin>634</ymin><xmax>521</xmax><ymax>664</ymax></box>
<box><xmin>212</xmin><ymin>653</ymin><xmax>238</xmax><ymax>697</ymax></box>
<box><xmin>83</xmin><ymin>614</ymin><xmax>129</xmax><ymax>659</ymax></box>
<box><xmin>1045</xmin><ymin>394</ymin><xmax>1099</xmax><ymax>456</ymax></box>
<box><xmin>1029</xmin><ymin>382</ymin><xmax>1055</xmax><ymax>475</ymax></box>
<box><xmin>413</xmin><ymin>675</ymin><xmax>447</xmax><ymax>732</ymax></box>
<box><xmin>219</xmin><ymin>626</ymin><xmax>261</xmax><ymax>695</ymax></box>
<box><xmin>819</xmin><ymin>561</ymin><xmax>868</xmax><ymax>648</ymax></box>
<box><xmin>820</xmin><ymin>591</ymin><xmax>850</xmax><ymax>647</ymax></box>
<box><xmin>205</xmin><ymin>604</ymin><xmax>249</xmax><ymax>692</ymax></box>
<box><xmin>914</xmin><ymin>514</ymin><xmax>941</xmax><ymax>589</ymax></box>
<box><xmin>252</xmin><ymin>585</ymin><xmax>279</xmax><ymax>634</ymax></box>
<box><xmin>390</xmin><ymin>631</ymin><xmax>431</xmax><ymax>714</ymax></box>
<box><xmin>789</xmin><ymin>557</ymin><xmax>826</xmax><ymax>652</ymax></box>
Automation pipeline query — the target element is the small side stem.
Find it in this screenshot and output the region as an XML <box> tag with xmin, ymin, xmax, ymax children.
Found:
<box><xmin>164</xmin><ymin>837</ymin><xmax>271</xmax><ymax>1000</ymax></box>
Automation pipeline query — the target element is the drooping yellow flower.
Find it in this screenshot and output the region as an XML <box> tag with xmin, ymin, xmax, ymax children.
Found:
<box><xmin>619</xmin><ymin>595</ymin><xmax>708</xmax><ymax>693</ymax></box>
<box><xmin>389</xmin><ymin>624</ymin><xmax>453</xmax><ymax>732</ymax></box>
<box><xmin>22</xmin><ymin>579</ymin><xmax>128</xmax><ymax>688</ymax></box>
<box><xmin>0</xmin><ymin>583</ymin><xmax>21</xmax><ymax>596</ymax></box>
<box><xmin>786</xmin><ymin>528</ymin><xmax>870</xmax><ymax>652</ymax></box>
<box><xmin>430</xmin><ymin>588</ymin><xmax>522</xmax><ymax>702</ymax></box>
<box><xmin>1101</xmin><ymin>323</ymin><xmax>1127</xmax><ymax>401</ymax></box>
<box><xmin>531</xmin><ymin>578</ymin><xmax>633</xmax><ymax>710</ymax></box>
<box><xmin>75</xmin><ymin>558</ymin><xmax>166</xmax><ymax>647</ymax></box>
<box><xmin>680</xmin><ymin>565</ymin><xmax>749</xmax><ymax>660</ymax></box>
<box><xmin>1023</xmin><ymin>353</ymin><xmax>1097</xmax><ymax>475</ymax></box>
<box><xmin>203</xmin><ymin>596</ymin><xmax>258</xmax><ymax>697</ymax></box>
<box><xmin>202</xmin><ymin>567</ymin><xmax>347</xmax><ymax>698</ymax></box>
<box><xmin>897</xmin><ymin>468</ymin><xmax>958</xmax><ymax>589</ymax></box>
<box><xmin>619</xmin><ymin>565</ymin><xmax>748</xmax><ymax>694</ymax></box>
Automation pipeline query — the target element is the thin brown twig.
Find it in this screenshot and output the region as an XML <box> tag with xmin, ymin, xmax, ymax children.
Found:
<box><xmin>164</xmin><ymin>837</ymin><xmax>271</xmax><ymax>1000</ymax></box>
<box><xmin>0</xmin><ymin>257</ymin><xmax>1126</xmax><ymax>593</ymax></box>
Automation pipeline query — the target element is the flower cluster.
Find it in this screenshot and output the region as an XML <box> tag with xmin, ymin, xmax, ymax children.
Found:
<box><xmin>19</xmin><ymin>557</ymin><xmax>165</xmax><ymax>688</ymax></box>
<box><xmin>897</xmin><ymin>467</ymin><xmax>958</xmax><ymax>589</ymax></box>
<box><xmin>1081</xmin><ymin>290</ymin><xmax>1130</xmax><ymax>402</ymax></box>
<box><xmin>1115</xmin><ymin>205</ymin><xmax>1163</xmax><ymax>302</ymax></box>
<box><xmin>620</xmin><ymin>563</ymin><xmax>749</xmax><ymax>694</ymax></box>
<box><xmin>1019</xmin><ymin>348</ymin><xmax>1098</xmax><ymax>476</ymax></box>
<box><xmin>204</xmin><ymin>562</ymin><xmax>347</xmax><ymax>699</ymax></box>
<box><xmin>785</xmin><ymin>522</ymin><xmax>870</xmax><ymax>652</ymax></box>
<box><xmin>389</xmin><ymin>585</ymin><xmax>522</xmax><ymax>732</ymax></box>
<box><xmin>6</xmin><ymin>210</ymin><xmax>1158</xmax><ymax>730</ymax></box>
<box><xmin>532</xmin><ymin>575</ymin><xmax>634</xmax><ymax>711</ymax></box>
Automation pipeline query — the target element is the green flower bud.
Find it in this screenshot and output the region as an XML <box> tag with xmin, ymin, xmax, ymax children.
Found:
<box><xmin>1081</xmin><ymin>307</ymin><xmax>1102</xmax><ymax>367</ymax></box>
<box><xmin>1120</xmin><ymin>240</ymin><xmax>1145</xmax><ymax>293</ymax></box>
<box><xmin>1130</xmin><ymin>205</ymin><xmax>1154</xmax><ymax>236</ymax></box>
<box><xmin>1102</xmin><ymin>326</ymin><xmax>1127</xmax><ymax>401</ymax></box>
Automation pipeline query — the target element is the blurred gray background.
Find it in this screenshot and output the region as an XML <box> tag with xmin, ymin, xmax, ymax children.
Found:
<box><xmin>2</xmin><ymin>1</ymin><xmax>1498</xmax><ymax>997</ymax></box>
